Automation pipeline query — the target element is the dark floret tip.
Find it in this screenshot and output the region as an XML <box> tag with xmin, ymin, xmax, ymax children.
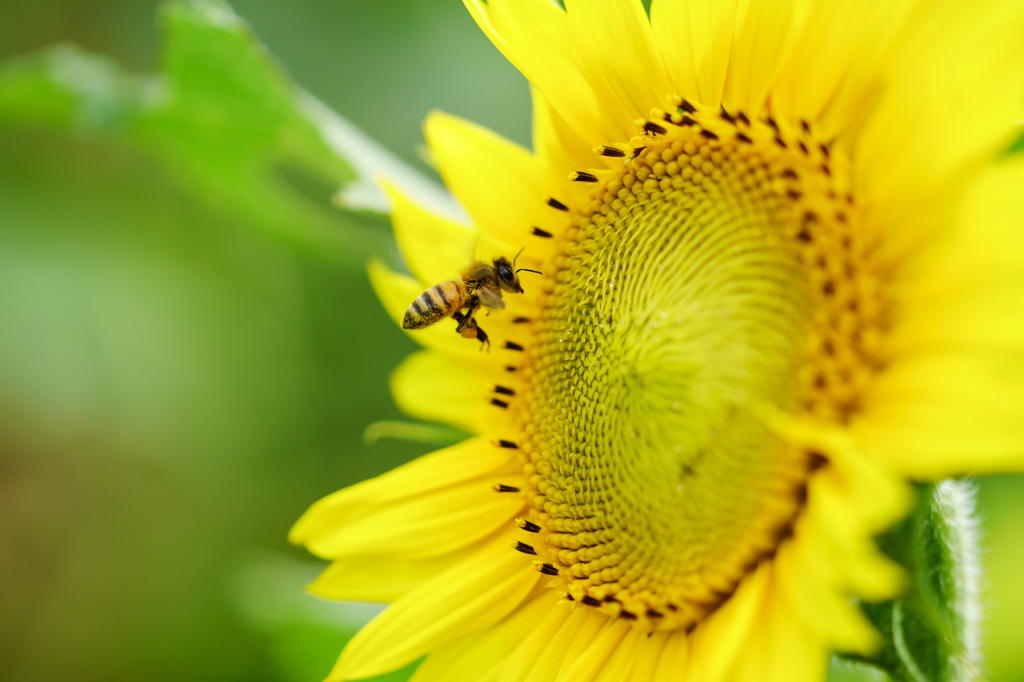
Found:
<box><xmin>517</xmin><ymin>518</ymin><xmax>541</xmax><ymax>532</ymax></box>
<box><xmin>512</xmin><ymin>541</ymin><xmax>537</xmax><ymax>555</ymax></box>
<box><xmin>643</xmin><ymin>121</ymin><xmax>667</xmax><ymax>135</ymax></box>
<box><xmin>596</xmin><ymin>145</ymin><xmax>626</xmax><ymax>158</ymax></box>
<box><xmin>570</xmin><ymin>171</ymin><xmax>598</xmax><ymax>183</ymax></box>
<box><xmin>808</xmin><ymin>451</ymin><xmax>829</xmax><ymax>471</ymax></box>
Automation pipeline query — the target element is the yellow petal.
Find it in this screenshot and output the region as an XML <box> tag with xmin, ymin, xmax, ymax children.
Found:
<box><xmin>855</xmin><ymin>352</ymin><xmax>1024</xmax><ymax>477</ymax></box>
<box><xmin>514</xmin><ymin>609</ymin><xmax>594</xmax><ymax>682</ymax></box>
<box><xmin>721</xmin><ymin>0</ymin><xmax>814</xmax><ymax>112</ymax></box>
<box><xmin>497</xmin><ymin>606</ymin><xmax>589</xmax><ymax>679</ymax></box>
<box><xmin>684</xmin><ymin>562</ymin><xmax>770</xmax><ymax>682</ymax></box>
<box><xmin>381</xmin><ymin>177</ymin><xmax>474</xmax><ymax>287</ymax></box>
<box><xmin>854</xmin><ymin>156</ymin><xmax>1024</xmax><ymax>477</ymax></box>
<box><xmin>894</xmin><ymin>278</ymin><xmax>1024</xmax><ymax>353</ymax></box>
<box><xmin>852</xmin><ymin>0</ymin><xmax>1024</xmax><ymax>257</ymax></box>
<box><xmin>307</xmin><ymin>550</ymin><xmax>473</xmax><ymax>603</ymax></box>
<box><xmin>533</xmin><ymin>85</ymin><xmax>610</xmax><ymax>192</ymax></box>
<box><xmin>304</xmin><ymin>475</ymin><xmax>522</xmax><ymax>560</ymax></box>
<box><xmin>651</xmin><ymin>0</ymin><xmax>736</xmax><ymax>107</ymax></box>
<box><xmin>557</xmin><ymin>619</ymin><xmax>632</xmax><ymax>682</ymax></box>
<box><xmin>945</xmin><ymin>155</ymin><xmax>1024</xmax><ymax>278</ymax></box>
<box><xmin>771</xmin><ymin>0</ymin><xmax>914</xmax><ymax>132</ymax></box>
<box><xmin>773</xmin><ymin>522</ymin><xmax>881</xmax><ymax>654</ymax></box>
<box><xmin>806</xmin><ymin>466</ymin><xmax>906</xmax><ymax>600</ymax></box>
<box><xmin>391</xmin><ymin>350</ymin><xmax>495</xmax><ymax>433</ymax></box>
<box><xmin>813</xmin><ymin>1</ymin><xmax>916</xmax><ymax>139</ymax></box>
<box><xmin>564</xmin><ymin>0</ymin><xmax>674</xmax><ymax>121</ymax></box>
<box><xmin>464</xmin><ymin>0</ymin><xmax>633</xmax><ymax>146</ymax></box>
<box><xmin>852</xmin><ymin>156</ymin><xmax>1024</xmax><ymax>477</ymax></box>
<box><xmin>554</xmin><ymin>609</ymin><xmax>613</xmax><ymax>680</ymax></box>
<box><xmin>498</xmin><ymin>601</ymin><xmax>578</xmax><ymax>682</ymax></box>
<box><xmin>329</xmin><ymin>535</ymin><xmax>540</xmax><ymax>680</ymax></box>
<box><xmin>289</xmin><ymin>437</ymin><xmax>514</xmax><ymax>548</ymax></box>
<box><xmin>652</xmin><ymin>631</ymin><xmax>689</xmax><ymax>682</ymax></box>
<box><xmin>592</xmin><ymin>626</ymin><xmax>651</xmax><ymax>682</ymax></box>
<box><xmin>410</xmin><ymin>593</ymin><xmax>562</xmax><ymax>682</ymax></box>
<box><xmin>425</xmin><ymin>110</ymin><xmax>568</xmax><ymax>255</ymax></box>
<box><xmin>729</xmin><ymin>576</ymin><xmax>827</xmax><ymax>682</ymax></box>
<box><xmin>627</xmin><ymin>631</ymin><xmax>672</xmax><ymax>682</ymax></box>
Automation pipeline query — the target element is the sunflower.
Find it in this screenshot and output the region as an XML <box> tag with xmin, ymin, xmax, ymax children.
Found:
<box><xmin>291</xmin><ymin>0</ymin><xmax>1024</xmax><ymax>680</ymax></box>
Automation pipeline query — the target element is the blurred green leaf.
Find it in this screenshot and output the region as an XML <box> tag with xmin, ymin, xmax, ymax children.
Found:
<box><xmin>829</xmin><ymin>658</ymin><xmax>894</xmax><ymax>682</ymax></box>
<box><xmin>0</xmin><ymin>121</ymin><xmax>428</xmax><ymax>681</ymax></box>
<box><xmin>0</xmin><ymin>0</ymin><xmax>457</xmax><ymax>267</ymax></box>
<box><xmin>1009</xmin><ymin>127</ymin><xmax>1024</xmax><ymax>155</ymax></box>
<box><xmin>231</xmin><ymin>553</ymin><xmax>419</xmax><ymax>682</ymax></box>
<box><xmin>0</xmin><ymin>7</ymin><xmax>440</xmax><ymax>678</ymax></box>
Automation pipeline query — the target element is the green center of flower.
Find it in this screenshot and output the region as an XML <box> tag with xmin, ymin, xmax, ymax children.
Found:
<box><xmin>510</xmin><ymin>104</ymin><xmax>886</xmax><ymax>631</ymax></box>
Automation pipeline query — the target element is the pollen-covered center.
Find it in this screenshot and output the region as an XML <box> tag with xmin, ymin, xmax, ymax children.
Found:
<box><xmin>509</xmin><ymin>103</ymin><xmax>886</xmax><ymax>631</ymax></box>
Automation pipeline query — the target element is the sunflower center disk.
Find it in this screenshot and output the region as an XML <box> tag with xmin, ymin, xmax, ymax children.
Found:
<box><xmin>515</xmin><ymin>107</ymin><xmax>886</xmax><ymax>631</ymax></box>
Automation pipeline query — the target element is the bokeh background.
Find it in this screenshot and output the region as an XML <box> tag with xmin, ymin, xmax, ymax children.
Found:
<box><xmin>0</xmin><ymin>2</ymin><xmax>1021</xmax><ymax>682</ymax></box>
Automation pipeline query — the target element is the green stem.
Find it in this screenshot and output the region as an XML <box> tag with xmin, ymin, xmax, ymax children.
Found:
<box><xmin>831</xmin><ymin>480</ymin><xmax>983</xmax><ymax>682</ymax></box>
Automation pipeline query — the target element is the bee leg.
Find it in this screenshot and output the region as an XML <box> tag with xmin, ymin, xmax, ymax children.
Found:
<box><xmin>455</xmin><ymin>298</ymin><xmax>481</xmax><ymax>334</ymax></box>
<box><xmin>473</xmin><ymin>323</ymin><xmax>490</xmax><ymax>351</ymax></box>
<box><xmin>455</xmin><ymin>314</ymin><xmax>489</xmax><ymax>350</ymax></box>
<box><xmin>456</xmin><ymin>312</ymin><xmax>478</xmax><ymax>337</ymax></box>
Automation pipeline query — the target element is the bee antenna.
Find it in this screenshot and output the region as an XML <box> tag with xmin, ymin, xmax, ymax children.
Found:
<box><xmin>516</xmin><ymin>268</ymin><xmax>542</xmax><ymax>276</ymax></box>
<box><xmin>512</xmin><ymin>247</ymin><xmax>525</xmax><ymax>268</ymax></box>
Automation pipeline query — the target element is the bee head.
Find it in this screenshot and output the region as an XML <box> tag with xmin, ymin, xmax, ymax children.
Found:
<box><xmin>495</xmin><ymin>249</ymin><xmax>543</xmax><ymax>294</ymax></box>
<box><xmin>493</xmin><ymin>256</ymin><xmax>523</xmax><ymax>293</ymax></box>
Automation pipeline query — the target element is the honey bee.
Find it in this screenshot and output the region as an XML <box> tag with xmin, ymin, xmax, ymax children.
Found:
<box><xmin>402</xmin><ymin>249</ymin><xmax>541</xmax><ymax>348</ymax></box>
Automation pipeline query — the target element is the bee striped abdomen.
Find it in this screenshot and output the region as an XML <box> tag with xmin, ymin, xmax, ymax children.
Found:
<box><xmin>402</xmin><ymin>280</ymin><xmax>465</xmax><ymax>330</ymax></box>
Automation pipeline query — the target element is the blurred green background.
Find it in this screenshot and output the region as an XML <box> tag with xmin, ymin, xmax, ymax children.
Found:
<box><xmin>0</xmin><ymin>2</ymin><xmax>1020</xmax><ymax>682</ymax></box>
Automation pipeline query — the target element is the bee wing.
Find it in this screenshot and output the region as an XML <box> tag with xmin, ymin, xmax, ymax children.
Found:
<box><xmin>477</xmin><ymin>286</ymin><xmax>505</xmax><ymax>310</ymax></box>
